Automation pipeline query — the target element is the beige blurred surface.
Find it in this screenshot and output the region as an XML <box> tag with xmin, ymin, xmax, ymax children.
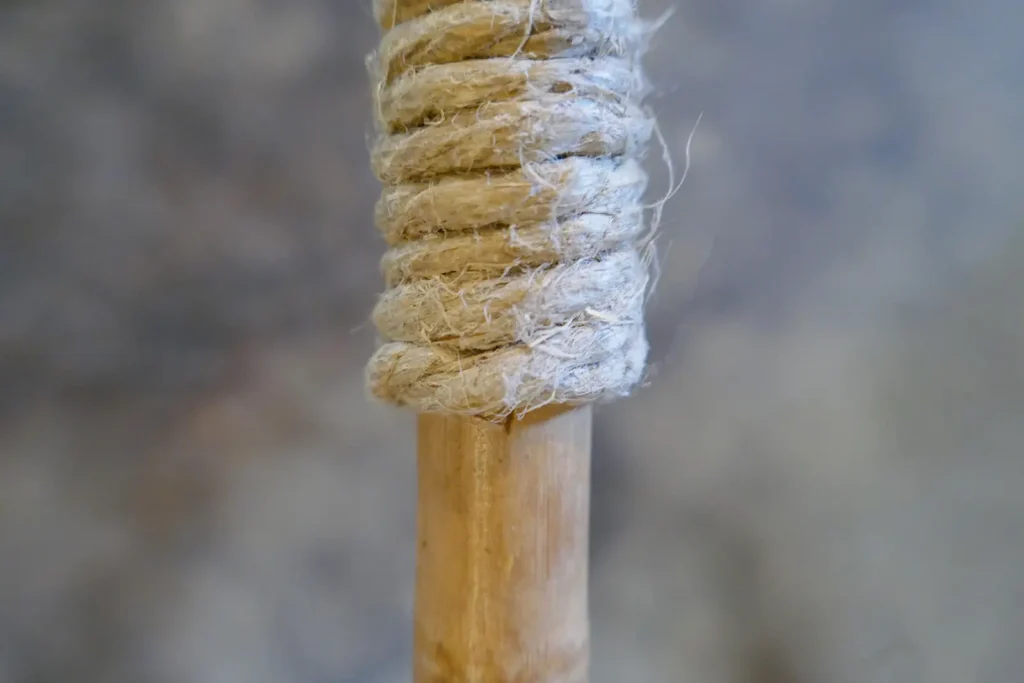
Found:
<box><xmin>2</xmin><ymin>1</ymin><xmax>1023</xmax><ymax>682</ymax></box>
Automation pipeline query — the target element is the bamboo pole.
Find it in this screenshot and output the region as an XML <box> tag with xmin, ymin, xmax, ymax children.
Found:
<box><xmin>414</xmin><ymin>404</ymin><xmax>593</xmax><ymax>683</ymax></box>
<box><xmin>368</xmin><ymin>2</ymin><xmax>648</xmax><ymax>680</ymax></box>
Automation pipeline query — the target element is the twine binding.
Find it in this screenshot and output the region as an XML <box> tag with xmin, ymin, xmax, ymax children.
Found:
<box><xmin>366</xmin><ymin>0</ymin><xmax>656</xmax><ymax>420</ymax></box>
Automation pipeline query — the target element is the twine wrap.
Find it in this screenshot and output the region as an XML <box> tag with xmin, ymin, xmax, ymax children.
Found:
<box><xmin>366</xmin><ymin>0</ymin><xmax>655</xmax><ymax>419</ymax></box>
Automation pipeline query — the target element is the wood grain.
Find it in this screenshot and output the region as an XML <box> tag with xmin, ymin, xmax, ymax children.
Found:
<box><xmin>415</xmin><ymin>404</ymin><xmax>592</xmax><ymax>683</ymax></box>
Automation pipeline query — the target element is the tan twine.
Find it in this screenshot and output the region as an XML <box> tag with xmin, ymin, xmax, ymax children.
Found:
<box><xmin>366</xmin><ymin>0</ymin><xmax>658</xmax><ymax>419</ymax></box>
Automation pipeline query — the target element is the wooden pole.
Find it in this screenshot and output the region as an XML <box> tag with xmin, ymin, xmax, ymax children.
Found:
<box><xmin>371</xmin><ymin>3</ymin><xmax>645</xmax><ymax>680</ymax></box>
<box><xmin>415</xmin><ymin>404</ymin><xmax>592</xmax><ymax>683</ymax></box>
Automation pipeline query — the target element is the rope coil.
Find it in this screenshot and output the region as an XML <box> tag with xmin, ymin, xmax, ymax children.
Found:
<box><xmin>366</xmin><ymin>0</ymin><xmax>655</xmax><ymax>419</ymax></box>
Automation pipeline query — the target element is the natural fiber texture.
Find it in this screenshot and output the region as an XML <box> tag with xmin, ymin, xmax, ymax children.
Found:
<box><xmin>366</xmin><ymin>0</ymin><xmax>655</xmax><ymax>419</ymax></box>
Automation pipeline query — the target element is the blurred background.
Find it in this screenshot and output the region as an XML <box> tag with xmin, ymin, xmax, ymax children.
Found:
<box><xmin>1</xmin><ymin>0</ymin><xmax>1023</xmax><ymax>681</ymax></box>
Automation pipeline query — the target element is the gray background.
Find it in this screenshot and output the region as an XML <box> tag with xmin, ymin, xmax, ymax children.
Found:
<box><xmin>2</xmin><ymin>1</ymin><xmax>1023</xmax><ymax>681</ymax></box>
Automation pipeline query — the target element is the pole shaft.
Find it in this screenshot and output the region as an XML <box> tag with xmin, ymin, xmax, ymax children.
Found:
<box><xmin>415</xmin><ymin>405</ymin><xmax>592</xmax><ymax>683</ymax></box>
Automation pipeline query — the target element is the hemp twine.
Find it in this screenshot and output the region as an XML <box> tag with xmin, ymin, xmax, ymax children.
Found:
<box><xmin>366</xmin><ymin>0</ymin><xmax>657</xmax><ymax>419</ymax></box>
